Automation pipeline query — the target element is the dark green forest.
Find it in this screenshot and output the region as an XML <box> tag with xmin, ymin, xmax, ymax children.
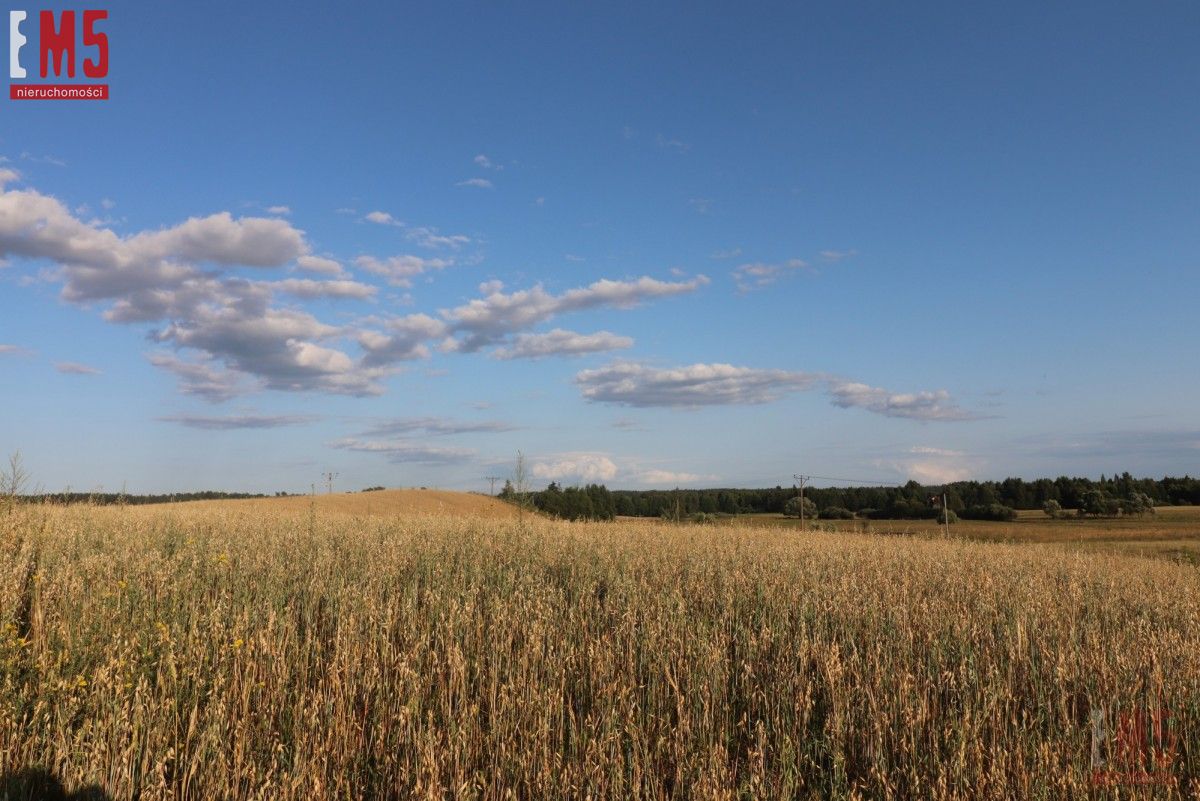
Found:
<box><xmin>517</xmin><ymin>473</ymin><xmax>1200</xmax><ymax>521</ymax></box>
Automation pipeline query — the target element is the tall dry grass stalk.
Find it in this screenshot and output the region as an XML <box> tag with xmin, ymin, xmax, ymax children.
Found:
<box><xmin>1</xmin><ymin>504</ymin><xmax>1197</xmax><ymax>799</ymax></box>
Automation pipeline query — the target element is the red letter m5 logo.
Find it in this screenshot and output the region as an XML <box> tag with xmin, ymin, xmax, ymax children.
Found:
<box><xmin>39</xmin><ymin>10</ymin><xmax>108</xmax><ymax>78</ymax></box>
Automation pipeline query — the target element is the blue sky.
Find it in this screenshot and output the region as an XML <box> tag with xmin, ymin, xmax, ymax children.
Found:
<box><xmin>1</xmin><ymin>1</ymin><xmax>1198</xmax><ymax>493</ymax></box>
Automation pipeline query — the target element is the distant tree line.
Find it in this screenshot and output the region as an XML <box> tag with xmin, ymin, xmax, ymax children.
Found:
<box><xmin>17</xmin><ymin>490</ymin><xmax>273</xmax><ymax>506</ymax></box>
<box><xmin>556</xmin><ymin>473</ymin><xmax>1200</xmax><ymax>520</ymax></box>
<box><xmin>502</xmin><ymin>481</ymin><xmax>616</xmax><ymax>521</ymax></box>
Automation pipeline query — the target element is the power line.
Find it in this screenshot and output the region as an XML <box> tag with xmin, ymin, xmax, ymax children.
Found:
<box><xmin>483</xmin><ymin>475</ymin><xmax>502</xmax><ymax>496</ymax></box>
<box><xmin>804</xmin><ymin>474</ymin><xmax>901</xmax><ymax>487</ymax></box>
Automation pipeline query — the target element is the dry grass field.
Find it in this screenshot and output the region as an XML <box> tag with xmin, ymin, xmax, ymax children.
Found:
<box><xmin>739</xmin><ymin>506</ymin><xmax>1200</xmax><ymax>565</ymax></box>
<box><xmin>2</xmin><ymin>499</ymin><xmax>1198</xmax><ymax>799</ymax></box>
<box><xmin>140</xmin><ymin>489</ymin><xmax>523</xmax><ymax>520</ymax></box>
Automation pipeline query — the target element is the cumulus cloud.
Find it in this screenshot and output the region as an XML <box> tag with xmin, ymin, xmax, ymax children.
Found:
<box><xmin>576</xmin><ymin>362</ymin><xmax>819</xmax><ymax>407</ymax></box>
<box><xmin>357</xmin><ymin>313</ymin><xmax>448</xmax><ymax>367</ymax></box>
<box><xmin>359</xmin><ymin>416</ymin><xmax>516</xmax><ymax>437</ymax></box>
<box><xmin>158</xmin><ymin>414</ymin><xmax>315</xmax><ymax>430</ymax></box>
<box><xmin>443</xmin><ymin>275</ymin><xmax>707</xmax><ymax>352</ymax></box>
<box><xmin>0</xmin><ymin>176</ymin><xmax>720</xmax><ymax>403</ymax></box>
<box><xmin>329</xmin><ymin>438</ymin><xmax>475</xmax><ymax>464</ymax></box>
<box><xmin>55</xmin><ymin>361</ymin><xmax>101</xmax><ymax>375</ymax></box>
<box><xmin>456</xmin><ymin>178</ymin><xmax>493</xmax><ymax>189</ymax></box>
<box><xmin>532</xmin><ymin>453</ymin><xmax>619</xmax><ymax>482</ymax></box>
<box><xmin>491</xmin><ymin>329</ymin><xmax>633</xmax><ymax>360</ymax></box>
<box><xmin>355</xmin><ymin>254</ymin><xmax>452</xmax><ymax>288</ymax></box>
<box><xmin>265</xmin><ymin>205</ymin><xmax>291</xmax><ymax>216</ymax></box>
<box><xmin>133</xmin><ymin>280</ymin><xmax>391</xmax><ymax>397</ymax></box>
<box><xmin>826</xmin><ymin>381</ymin><xmax>976</xmax><ymax>421</ymax></box>
<box><xmin>0</xmin><ymin>177</ymin><xmax>399</xmax><ymax>399</ymax></box>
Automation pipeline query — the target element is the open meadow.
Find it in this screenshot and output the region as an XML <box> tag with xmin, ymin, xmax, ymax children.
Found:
<box><xmin>2</xmin><ymin>496</ymin><xmax>1198</xmax><ymax>799</ymax></box>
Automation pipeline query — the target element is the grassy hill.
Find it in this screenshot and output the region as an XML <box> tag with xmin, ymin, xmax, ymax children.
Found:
<box><xmin>140</xmin><ymin>488</ymin><xmax>522</xmax><ymax>519</ymax></box>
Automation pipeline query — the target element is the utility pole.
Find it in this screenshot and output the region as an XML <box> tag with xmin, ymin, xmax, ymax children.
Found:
<box><xmin>322</xmin><ymin>471</ymin><xmax>338</xmax><ymax>495</ymax></box>
<box><xmin>793</xmin><ymin>474</ymin><xmax>809</xmax><ymax>531</ymax></box>
<box><xmin>484</xmin><ymin>475</ymin><xmax>501</xmax><ymax>496</ymax></box>
<box><xmin>931</xmin><ymin>492</ymin><xmax>950</xmax><ymax>537</ymax></box>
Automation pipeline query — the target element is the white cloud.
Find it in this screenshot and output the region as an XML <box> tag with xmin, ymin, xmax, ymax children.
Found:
<box><xmin>357</xmin><ymin>313</ymin><xmax>448</xmax><ymax>366</ymax></box>
<box><xmin>266</xmin><ymin>278</ymin><xmax>376</xmax><ymax>300</ymax></box>
<box><xmin>902</xmin><ymin>460</ymin><xmax>974</xmax><ymax>484</ymax></box>
<box><xmin>827</xmin><ymin>381</ymin><xmax>976</xmax><ymax>421</ymax></box>
<box><xmin>365</xmin><ymin>210</ymin><xmax>400</xmax><ymax>225</ymax></box>
<box><xmin>364</xmin><ymin>211</ymin><xmax>469</xmax><ymax>249</ymax></box>
<box><xmin>491</xmin><ymin>329</ymin><xmax>633</xmax><ymax>360</ymax></box>
<box><xmin>0</xmin><ymin>344</ymin><xmax>21</xmax><ymax>354</ymax></box>
<box><xmin>443</xmin><ymin>275</ymin><xmax>708</xmax><ymax>352</ymax></box>
<box><xmin>354</xmin><ymin>254</ymin><xmax>452</xmax><ymax>287</ymax></box>
<box><xmin>266</xmin><ymin>205</ymin><xmax>291</xmax><ymax>216</ymax></box>
<box><xmin>55</xmin><ymin>361</ymin><xmax>101</xmax><ymax>375</ymax></box>
<box><xmin>636</xmin><ymin>469</ymin><xmax>718</xmax><ymax>485</ymax></box>
<box><xmin>0</xmin><ymin>180</ymin><xmax>307</xmax><ymax>307</ymax></box>
<box><xmin>532</xmin><ymin>453</ymin><xmax>619</xmax><ymax>482</ymax></box>
<box><xmin>710</xmin><ymin>247</ymin><xmax>742</xmax><ymax>260</ymax></box>
<box><xmin>456</xmin><ymin>178</ymin><xmax>493</xmax><ymax>189</ymax></box>
<box><xmin>576</xmin><ymin>362</ymin><xmax>819</xmax><ymax>407</ymax></box>
<box><xmin>473</xmin><ymin>154</ymin><xmax>502</xmax><ymax>170</ymax></box>
<box><xmin>295</xmin><ymin>255</ymin><xmax>347</xmax><ymax>276</ymax></box>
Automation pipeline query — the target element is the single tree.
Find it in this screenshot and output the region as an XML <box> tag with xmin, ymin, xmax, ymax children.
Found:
<box><xmin>784</xmin><ymin>495</ymin><xmax>818</xmax><ymax>520</ymax></box>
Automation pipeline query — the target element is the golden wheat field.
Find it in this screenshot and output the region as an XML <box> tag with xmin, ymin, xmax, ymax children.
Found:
<box><xmin>2</xmin><ymin>500</ymin><xmax>1198</xmax><ymax>800</ymax></box>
